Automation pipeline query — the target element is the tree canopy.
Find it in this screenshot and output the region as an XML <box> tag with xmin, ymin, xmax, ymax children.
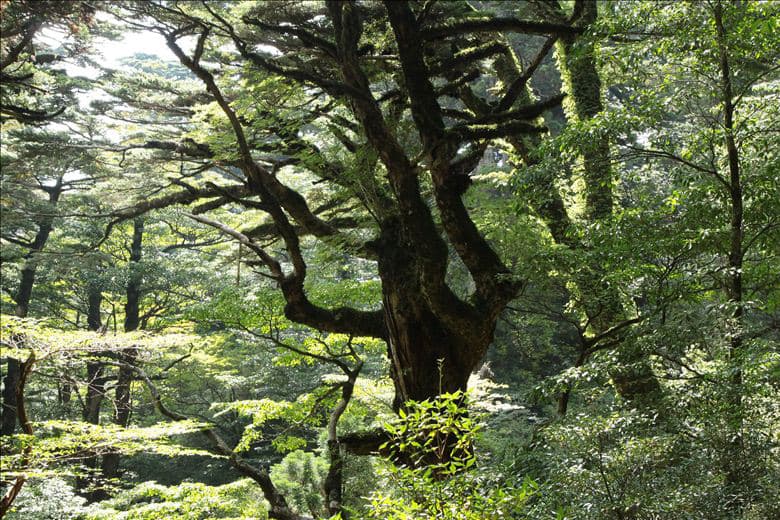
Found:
<box><xmin>1</xmin><ymin>1</ymin><xmax>778</xmax><ymax>519</ymax></box>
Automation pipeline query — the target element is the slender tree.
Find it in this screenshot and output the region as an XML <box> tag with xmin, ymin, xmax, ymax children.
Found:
<box><xmin>101</xmin><ymin>217</ymin><xmax>144</xmax><ymax>481</ymax></box>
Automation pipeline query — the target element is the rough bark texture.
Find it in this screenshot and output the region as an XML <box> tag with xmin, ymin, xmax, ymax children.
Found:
<box><xmin>379</xmin><ymin>250</ymin><xmax>488</xmax><ymax>405</ymax></box>
<box><xmin>373</xmin><ymin>2</ymin><xmax>519</xmax><ymax>404</ymax></box>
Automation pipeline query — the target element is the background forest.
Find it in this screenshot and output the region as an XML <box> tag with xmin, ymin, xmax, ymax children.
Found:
<box><xmin>1</xmin><ymin>1</ymin><xmax>778</xmax><ymax>519</ymax></box>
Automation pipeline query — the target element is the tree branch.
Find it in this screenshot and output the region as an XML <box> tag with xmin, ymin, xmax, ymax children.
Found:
<box><xmin>185</xmin><ymin>213</ymin><xmax>284</xmax><ymax>279</ymax></box>
<box><xmin>421</xmin><ymin>17</ymin><xmax>582</xmax><ymax>41</ymax></box>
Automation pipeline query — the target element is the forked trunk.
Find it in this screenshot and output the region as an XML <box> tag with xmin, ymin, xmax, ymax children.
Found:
<box><xmin>383</xmin><ymin>298</ymin><xmax>481</xmax><ymax>406</ymax></box>
<box><xmin>379</xmin><ymin>246</ymin><xmax>491</xmax><ymax>406</ymax></box>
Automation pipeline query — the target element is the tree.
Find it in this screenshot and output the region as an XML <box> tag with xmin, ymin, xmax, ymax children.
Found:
<box><xmin>608</xmin><ymin>0</ymin><xmax>779</xmax><ymax>509</ymax></box>
<box><xmin>1</xmin><ymin>2</ymin><xmax>778</xmax><ymax>519</ymax></box>
<box><xmin>0</xmin><ymin>0</ymin><xmax>94</xmax><ymax>124</ymax></box>
<box><xmin>101</xmin><ymin>0</ymin><xmax>579</xmax><ymax>410</ymax></box>
<box><xmin>1</xmin><ymin>0</ymin><xmax>100</xmax><ymax>439</ymax></box>
<box><xmin>516</xmin><ymin>1</ymin><xmax>780</xmax><ymax>517</ymax></box>
<box><xmin>100</xmin><ymin>217</ymin><xmax>143</xmax><ymax>483</ymax></box>
<box><xmin>1</xmin><ymin>127</ymin><xmax>102</xmax><ymax>435</ymax></box>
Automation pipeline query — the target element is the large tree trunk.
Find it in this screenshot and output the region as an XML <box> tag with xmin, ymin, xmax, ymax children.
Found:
<box><xmin>163</xmin><ymin>3</ymin><xmax>518</xmax><ymax>481</ymax></box>
<box><xmin>383</xmin><ymin>297</ymin><xmax>479</xmax><ymax>405</ymax></box>
<box><xmin>378</xmin><ymin>233</ymin><xmax>493</xmax><ymax>407</ymax></box>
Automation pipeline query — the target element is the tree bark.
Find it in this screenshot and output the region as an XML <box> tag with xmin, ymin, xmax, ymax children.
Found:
<box><xmin>86</xmin><ymin>283</ymin><xmax>103</xmax><ymax>332</ymax></box>
<box><xmin>322</xmin><ymin>363</ymin><xmax>360</xmax><ymax>518</ymax></box>
<box><xmin>378</xmin><ymin>230</ymin><xmax>494</xmax><ymax>407</ymax></box>
<box><xmin>0</xmin><ymin>361</ymin><xmax>20</xmax><ymax>436</ymax></box>
<box><xmin>382</xmin><ymin>291</ymin><xmax>483</xmax><ymax>406</ymax></box>
<box><xmin>83</xmin><ymin>286</ymin><xmax>105</xmax><ymax>424</ymax></box>
<box><xmin>123</xmin><ymin>218</ymin><xmax>144</xmax><ymax>333</ymax></box>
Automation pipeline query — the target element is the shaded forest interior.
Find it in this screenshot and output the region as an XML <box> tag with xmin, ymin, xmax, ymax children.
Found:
<box><xmin>1</xmin><ymin>1</ymin><xmax>778</xmax><ymax>519</ymax></box>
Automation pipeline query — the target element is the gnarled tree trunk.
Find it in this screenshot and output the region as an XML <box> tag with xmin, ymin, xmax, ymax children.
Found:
<box><xmin>380</xmin><ymin>261</ymin><xmax>492</xmax><ymax>406</ymax></box>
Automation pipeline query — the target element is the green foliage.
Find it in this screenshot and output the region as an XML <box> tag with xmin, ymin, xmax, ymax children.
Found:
<box><xmin>1</xmin><ymin>2</ymin><xmax>778</xmax><ymax>520</ymax></box>
<box><xmin>4</xmin><ymin>478</ymin><xmax>88</xmax><ymax>520</ymax></box>
<box><xmin>269</xmin><ymin>450</ymin><xmax>328</xmax><ymax>517</ymax></box>
<box><xmin>368</xmin><ymin>391</ymin><xmax>536</xmax><ymax>519</ymax></box>
<box><xmin>524</xmin><ymin>395</ymin><xmax>779</xmax><ymax>520</ymax></box>
<box><xmin>215</xmin><ymin>397</ymin><xmax>317</xmax><ymax>454</ymax></box>
<box><xmin>84</xmin><ymin>479</ymin><xmax>268</xmax><ymax>520</ymax></box>
<box><xmin>0</xmin><ymin>420</ymin><xmax>211</xmax><ymax>479</ymax></box>
<box><xmin>382</xmin><ymin>391</ymin><xmax>478</xmax><ymax>473</ymax></box>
